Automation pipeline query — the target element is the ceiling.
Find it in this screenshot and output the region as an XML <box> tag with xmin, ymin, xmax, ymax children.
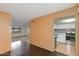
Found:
<box><xmin>0</xmin><ymin>3</ymin><xmax>75</xmax><ymax>27</ymax></box>
<box><xmin>55</xmin><ymin>17</ymin><xmax>75</xmax><ymax>25</ymax></box>
<box><xmin>54</xmin><ymin>17</ymin><xmax>76</xmax><ymax>29</ymax></box>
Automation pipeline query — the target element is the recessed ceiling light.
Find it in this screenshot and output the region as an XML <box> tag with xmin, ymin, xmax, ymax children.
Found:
<box><xmin>61</xmin><ymin>18</ymin><xmax>75</xmax><ymax>23</ymax></box>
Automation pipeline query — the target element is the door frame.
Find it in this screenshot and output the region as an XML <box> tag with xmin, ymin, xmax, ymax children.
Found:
<box><xmin>53</xmin><ymin>16</ymin><xmax>76</xmax><ymax>55</ymax></box>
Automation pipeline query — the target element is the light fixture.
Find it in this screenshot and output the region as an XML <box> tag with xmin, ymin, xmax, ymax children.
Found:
<box><xmin>61</xmin><ymin>18</ymin><xmax>75</xmax><ymax>23</ymax></box>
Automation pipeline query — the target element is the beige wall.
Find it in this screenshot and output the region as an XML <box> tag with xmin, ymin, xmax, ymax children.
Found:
<box><xmin>75</xmin><ymin>5</ymin><xmax>79</xmax><ymax>56</ymax></box>
<box><xmin>29</xmin><ymin>6</ymin><xmax>78</xmax><ymax>53</ymax></box>
<box><xmin>29</xmin><ymin>16</ymin><xmax>54</xmax><ymax>52</ymax></box>
<box><xmin>0</xmin><ymin>11</ymin><xmax>11</xmax><ymax>54</ymax></box>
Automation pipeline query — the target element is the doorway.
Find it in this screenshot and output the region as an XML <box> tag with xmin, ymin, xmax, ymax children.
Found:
<box><xmin>10</xmin><ymin>19</ymin><xmax>29</xmax><ymax>56</ymax></box>
<box><xmin>54</xmin><ymin>16</ymin><xmax>76</xmax><ymax>56</ymax></box>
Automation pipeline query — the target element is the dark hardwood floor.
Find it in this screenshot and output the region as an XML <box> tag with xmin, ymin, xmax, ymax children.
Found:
<box><xmin>0</xmin><ymin>41</ymin><xmax>67</xmax><ymax>56</ymax></box>
<box><xmin>30</xmin><ymin>44</ymin><xmax>54</xmax><ymax>56</ymax></box>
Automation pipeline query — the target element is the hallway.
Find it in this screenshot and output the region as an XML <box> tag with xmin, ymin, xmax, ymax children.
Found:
<box><xmin>0</xmin><ymin>3</ymin><xmax>79</xmax><ymax>56</ymax></box>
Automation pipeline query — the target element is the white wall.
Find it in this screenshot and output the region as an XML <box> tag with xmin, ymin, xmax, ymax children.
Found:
<box><xmin>21</xmin><ymin>26</ymin><xmax>27</xmax><ymax>35</ymax></box>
